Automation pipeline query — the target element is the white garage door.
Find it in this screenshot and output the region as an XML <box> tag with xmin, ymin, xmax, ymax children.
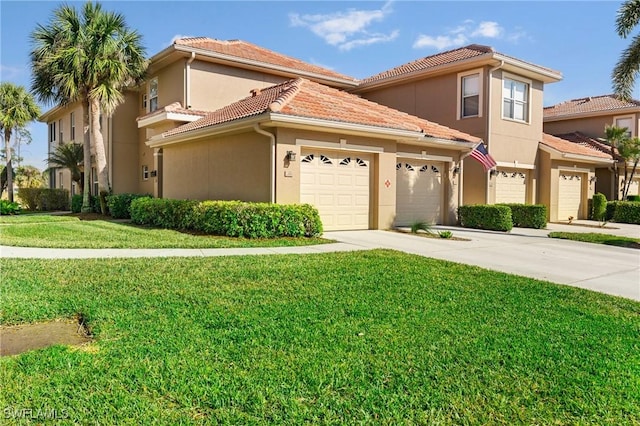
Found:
<box><xmin>300</xmin><ymin>150</ymin><xmax>370</xmax><ymax>231</ymax></box>
<box><xmin>627</xmin><ymin>178</ymin><xmax>640</xmax><ymax>197</ymax></box>
<box><xmin>495</xmin><ymin>169</ymin><xmax>527</xmax><ymax>204</ymax></box>
<box><xmin>395</xmin><ymin>160</ymin><xmax>443</xmax><ymax>226</ymax></box>
<box><xmin>558</xmin><ymin>173</ymin><xmax>583</xmax><ymax>220</ymax></box>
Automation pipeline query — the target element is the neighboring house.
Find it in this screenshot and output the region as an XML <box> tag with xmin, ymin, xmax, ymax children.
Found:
<box><xmin>539</xmin><ymin>133</ymin><xmax>613</xmax><ymax>221</ymax></box>
<box><xmin>543</xmin><ymin>95</ymin><xmax>640</xmax><ymax>199</ymax></box>
<box><xmin>147</xmin><ymin>77</ymin><xmax>481</xmax><ymax>230</ymax></box>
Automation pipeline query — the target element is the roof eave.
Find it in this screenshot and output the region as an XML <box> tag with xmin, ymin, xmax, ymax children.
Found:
<box><xmin>539</xmin><ymin>143</ymin><xmax>613</xmax><ymax>164</ymax></box>
<box><xmin>493</xmin><ymin>53</ymin><xmax>562</xmax><ymax>83</ymax></box>
<box><xmin>544</xmin><ymin>107</ymin><xmax>640</xmax><ymax>122</ymax></box>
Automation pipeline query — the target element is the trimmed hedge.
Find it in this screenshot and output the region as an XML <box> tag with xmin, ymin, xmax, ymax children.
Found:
<box><xmin>591</xmin><ymin>193</ymin><xmax>607</xmax><ymax>222</ymax></box>
<box><xmin>627</xmin><ymin>195</ymin><xmax>640</xmax><ymax>202</ymax></box>
<box><xmin>71</xmin><ymin>194</ymin><xmax>101</xmax><ymax>214</ymax></box>
<box><xmin>458</xmin><ymin>205</ymin><xmax>513</xmax><ymax>232</ymax></box>
<box><xmin>130</xmin><ymin>198</ymin><xmax>323</xmax><ymax>238</ymax></box>
<box><xmin>606</xmin><ymin>201</ymin><xmax>640</xmax><ymax>224</ymax></box>
<box><xmin>499</xmin><ymin>204</ymin><xmax>547</xmax><ymax>229</ymax></box>
<box><xmin>107</xmin><ymin>193</ymin><xmax>152</xmax><ymax>219</ymax></box>
<box><xmin>18</xmin><ymin>188</ymin><xmax>69</xmax><ymax>211</ymax></box>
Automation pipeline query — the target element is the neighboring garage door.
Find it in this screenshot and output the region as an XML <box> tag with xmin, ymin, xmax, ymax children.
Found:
<box><xmin>395</xmin><ymin>160</ymin><xmax>443</xmax><ymax>225</ymax></box>
<box><xmin>495</xmin><ymin>169</ymin><xmax>527</xmax><ymax>204</ymax></box>
<box><xmin>300</xmin><ymin>150</ymin><xmax>370</xmax><ymax>231</ymax></box>
<box><xmin>558</xmin><ymin>173</ymin><xmax>583</xmax><ymax>220</ymax></box>
<box><xmin>627</xmin><ymin>178</ymin><xmax>640</xmax><ymax>196</ymax></box>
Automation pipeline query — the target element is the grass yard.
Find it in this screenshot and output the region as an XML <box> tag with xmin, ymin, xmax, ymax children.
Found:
<box><xmin>0</xmin><ymin>214</ymin><xmax>329</xmax><ymax>248</ymax></box>
<box><xmin>1</xmin><ymin>250</ymin><xmax>639</xmax><ymax>424</ymax></box>
<box><xmin>549</xmin><ymin>231</ymin><xmax>640</xmax><ymax>249</ymax></box>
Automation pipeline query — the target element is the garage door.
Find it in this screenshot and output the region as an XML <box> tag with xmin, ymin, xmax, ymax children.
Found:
<box><xmin>627</xmin><ymin>178</ymin><xmax>640</xmax><ymax>197</ymax></box>
<box><xmin>495</xmin><ymin>169</ymin><xmax>527</xmax><ymax>204</ymax></box>
<box><xmin>558</xmin><ymin>173</ymin><xmax>583</xmax><ymax>220</ymax></box>
<box><xmin>300</xmin><ymin>150</ymin><xmax>370</xmax><ymax>231</ymax></box>
<box><xmin>395</xmin><ymin>160</ymin><xmax>443</xmax><ymax>226</ymax></box>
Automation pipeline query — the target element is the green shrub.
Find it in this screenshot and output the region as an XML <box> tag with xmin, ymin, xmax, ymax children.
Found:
<box><xmin>130</xmin><ymin>198</ymin><xmax>323</xmax><ymax>238</ymax></box>
<box><xmin>499</xmin><ymin>204</ymin><xmax>547</xmax><ymax>229</ymax></box>
<box><xmin>438</xmin><ymin>230</ymin><xmax>453</xmax><ymax>239</ymax></box>
<box><xmin>17</xmin><ymin>188</ymin><xmax>69</xmax><ymax>211</ymax></box>
<box><xmin>608</xmin><ymin>201</ymin><xmax>640</xmax><ymax>224</ymax></box>
<box><xmin>107</xmin><ymin>193</ymin><xmax>152</xmax><ymax>219</ymax></box>
<box><xmin>591</xmin><ymin>193</ymin><xmax>607</xmax><ymax>222</ymax></box>
<box><xmin>71</xmin><ymin>194</ymin><xmax>102</xmax><ymax>214</ymax></box>
<box><xmin>627</xmin><ymin>195</ymin><xmax>640</xmax><ymax>202</ymax></box>
<box><xmin>0</xmin><ymin>200</ymin><xmax>21</xmax><ymax>215</ymax></box>
<box><xmin>458</xmin><ymin>205</ymin><xmax>513</xmax><ymax>232</ymax></box>
<box><xmin>410</xmin><ymin>221</ymin><xmax>433</xmax><ymax>234</ymax></box>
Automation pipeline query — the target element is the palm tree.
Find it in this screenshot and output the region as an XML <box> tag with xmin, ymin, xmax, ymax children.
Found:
<box><xmin>0</xmin><ymin>83</ymin><xmax>41</xmax><ymax>202</ymax></box>
<box><xmin>613</xmin><ymin>1</ymin><xmax>640</xmax><ymax>100</ymax></box>
<box><xmin>30</xmin><ymin>2</ymin><xmax>146</xmax><ymax>213</ymax></box>
<box><xmin>47</xmin><ymin>142</ymin><xmax>84</xmax><ymax>194</ymax></box>
<box><xmin>605</xmin><ymin>125</ymin><xmax>629</xmax><ymax>200</ymax></box>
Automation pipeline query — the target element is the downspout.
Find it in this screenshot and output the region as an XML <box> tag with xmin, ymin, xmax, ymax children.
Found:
<box><xmin>253</xmin><ymin>124</ymin><xmax>276</xmax><ymax>203</ymax></box>
<box><xmin>185</xmin><ymin>52</ymin><xmax>196</xmax><ymax>109</ymax></box>
<box><xmin>486</xmin><ymin>60</ymin><xmax>504</xmax><ymax>204</ymax></box>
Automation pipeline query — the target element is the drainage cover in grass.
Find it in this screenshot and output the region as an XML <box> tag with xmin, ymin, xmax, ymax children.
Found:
<box><xmin>0</xmin><ymin>318</ymin><xmax>92</xmax><ymax>356</ymax></box>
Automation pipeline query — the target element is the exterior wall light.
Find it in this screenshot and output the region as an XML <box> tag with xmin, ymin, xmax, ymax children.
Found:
<box><xmin>489</xmin><ymin>169</ymin><xmax>499</xmax><ymax>178</ymax></box>
<box><xmin>590</xmin><ymin>176</ymin><xmax>597</xmax><ymax>184</ymax></box>
<box><xmin>286</xmin><ymin>151</ymin><xmax>296</xmax><ymax>161</ymax></box>
<box><xmin>452</xmin><ymin>165</ymin><xmax>461</xmax><ymax>176</ymax></box>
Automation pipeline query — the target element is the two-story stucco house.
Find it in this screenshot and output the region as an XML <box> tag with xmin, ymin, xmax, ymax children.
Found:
<box><xmin>352</xmin><ymin>44</ymin><xmax>614</xmax><ymax>221</ymax></box>
<box><xmin>41</xmin><ymin>37</ymin><xmax>483</xmax><ymax>230</ymax></box>
<box><xmin>544</xmin><ymin>94</ymin><xmax>640</xmax><ymax>200</ymax></box>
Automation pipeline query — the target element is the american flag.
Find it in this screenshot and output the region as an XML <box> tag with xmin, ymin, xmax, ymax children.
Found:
<box><xmin>469</xmin><ymin>143</ymin><xmax>497</xmax><ymax>172</ymax></box>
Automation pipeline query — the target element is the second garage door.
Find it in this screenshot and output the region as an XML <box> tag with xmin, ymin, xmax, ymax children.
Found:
<box><xmin>300</xmin><ymin>150</ymin><xmax>370</xmax><ymax>231</ymax></box>
<box><xmin>558</xmin><ymin>173</ymin><xmax>583</xmax><ymax>220</ymax></box>
<box><xmin>495</xmin><ymin>169</ymin><xmax>528</xmax><ymax>204</ymax></box>
<box><xmin>396</xmin><ymin>160</ymin><xmax>444</xmax><ymax>226</ymax></box>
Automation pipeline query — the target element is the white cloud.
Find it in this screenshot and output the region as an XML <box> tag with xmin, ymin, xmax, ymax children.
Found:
<box><xmin>414</xmin><ymin>20</ymin><xmax>526</xmax><ymax>51</ymax></box>
<box><xmin>0</xmin><ymin>64</ymin><xmax>23</xmax><ymax>80</ymax></box>
<box><xmin>471</xmin><ymin>21</ymin><xmax>503</xmax><ymax>38</ymax></box>
<box><xmin>413</xmin><ymin>34</ymin><xmax>467</xmax><ymax>50</ymax></box>
<box><xmin>290</xmin><ymin>1</ymin><xmax>398</xmax><ymax>51</ymax></box>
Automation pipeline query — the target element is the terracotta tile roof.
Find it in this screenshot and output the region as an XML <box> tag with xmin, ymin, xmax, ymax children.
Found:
<box><xmin>359</xmin><ymin>44</ymin><xmax>493</xmax><ymax>86</ymax></box>
<box><xmin>544</xmin><ymin>95</ymin><xmax>640</xmax><ymax>118</ymax></box>
<box><xmin>541</xmin><ymin>133</ymin><xmax>612</xmax><ymax>160</ymax></box>
<box><xmin>174</xmin><ymin>37</ymin><xmax>356</xmax><ymax>83</ymax></box>
<box><xmin>358</xmin><ymin>44</ymin><xmax>560</xmax><ymax>87</ymax></box>
<box><xmin>163</xmin><ymin>78</ymin><xmax>481</xmax><ymax>143</ymax></box>
<box><xmin>552</xmin><ymin>132</ymin><xmax>622</xmax><ymax>161</ymax></box>
<box><xmin>137</xmin><ymin>102</ymin><xmax>209</xmax><ymax>121</ymax></box>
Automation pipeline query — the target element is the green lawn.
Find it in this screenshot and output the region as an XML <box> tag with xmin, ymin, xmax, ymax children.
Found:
<box><xmin>0</xmin><ymin>214</ymin><xmax>329</xmax><ymax>248</ymax></box>
<box><xmin>549</xmin><ymin>231</ymin><xmax>640</xmax><ymax>249</ymax></box>
<box><xmin>1</xmin><ymin>250</ymin><xmax>639</xmax><ymax>424</ymax></box>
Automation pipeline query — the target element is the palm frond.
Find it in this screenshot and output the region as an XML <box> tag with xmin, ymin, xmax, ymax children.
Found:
<box><xmin>616</xmin><ymin>0</ymin><xmax>640</xmax><ymax>37</ymax></box>
<box><xmin>612</xmin><ymin>33</ymin><xmax>640</xmax><ymax>100</ymax></box>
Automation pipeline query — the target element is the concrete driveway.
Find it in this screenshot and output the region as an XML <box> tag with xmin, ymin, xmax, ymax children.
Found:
<box><xmin>326</xmin><ymin>223</ymin><xmax>640</xmax><ymax>301</ymax></box>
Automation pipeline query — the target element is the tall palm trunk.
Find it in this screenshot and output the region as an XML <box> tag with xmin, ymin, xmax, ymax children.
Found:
<box><xmin>4</xmin><ymin>128</ymin><xmax>13</xmax><ymax>202</ymax></box>
<box><xmin>81</xmin><ymin>100</ymin><xmax>92</xmax><ymax>213</ymax></box>
<box><xmin>90</xmin><ymin>97</ymin><xmax>110</xmax><ymax>214</ymax></box>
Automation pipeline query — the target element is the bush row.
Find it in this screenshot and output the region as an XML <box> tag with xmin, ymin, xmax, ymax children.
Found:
<box><xmin>18</xmin><ymin>188</ymin><xmax>69</xmax><ymax>211</ymax></box>
<box><xmin>71</xmin><ymin>194</ymin><xmax>101</xmax><ymax>214</ymax></box>
<box><xmin>130</xmin><ymin>198</ymin><xmax>323</xmax><ymax>238</ymax></box>
<box><xmin>106</xmin><ymin>193</ymin><xmax>152</xmax><ymax>219</ymax></box>
<box><xmin>606</xmin><ymin>201</ymin><xmax>640</xmax><ymax>224</ymax></box>
<box><xmin>458</xmin><ymin>205</ymin><xmax>513</xmax><ymax>232</ymax></box>
<box><xmin>498</xmin><ymin>204</ymin><xmax>547</xmax><ymax>229</ymax></box>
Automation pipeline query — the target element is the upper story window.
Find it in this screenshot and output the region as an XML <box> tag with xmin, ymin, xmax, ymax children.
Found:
<box><xmin>149</xmin><ymin>78</ymin><xmax>158</xmax><ymax>112</ymax></box>
<box><xmin>58</xmin><ymin>119</ymin><xmax>63</xmax><ymax>143</ymax></box>
<box><xmin>461</xmin><ymin>74</ymin><xmax>480</xmax><ymax>117</ymax></box>
<box><xmin>48</xmin><ymin>122</ymin><xmax>56</xmax><ymax>145</ymax></box>
<box><xmin>503</xmin><ymin>78</ymin><xmax>529</xmax><ymax>122</ymax></box>
<box><xmin>615</xmin><ymin>116</ymin><xmax>634</xmax><ymax>138</ymax></box>
<box><xmin>70</xmin><ymin>112</ymin><xmax>75</xmax><ymax>141</ymax></box>
<box><xmin>142</xmin><ymin>94</ymin><xmax>148</xmax><ymax>110</ymax></box>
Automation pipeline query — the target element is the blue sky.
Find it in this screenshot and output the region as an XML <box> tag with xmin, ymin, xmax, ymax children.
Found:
<box><xmin>0</xmin><ymin>0</ymin><xmax>635</xmax><ymax>168</ymax></box>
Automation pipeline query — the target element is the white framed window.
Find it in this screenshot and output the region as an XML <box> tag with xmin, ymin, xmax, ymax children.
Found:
<box><xmin>59</xmin><ymin>171</ymin><xmax>63</xmax><ymax>189</ymax></box>
<box><xmin>457</xmin><ymin>69</ymin><xmax>483</xmax><ymax>120</ymax></box>
<box><xmin>71</xmin><ymin>181</ymin><xmax>76</xmax><ymax>196</ymax></box>
<box><xmin>614</xmin><ymin>116</ymin><xmax>634</xmax><ymax>138</ymax></box>
<box><xmin>149</xmin><ymin>78</ymin><xmax>158</xmax><ymax>112</ymax></box>
<box><xmin>70</xmin><ymin>112</ymin><xmax>75</xmax><ymax>141</ymax></box>
<box><xmin>503</xmin><ymin>76</ymin><xmax>529</xmax><ymax>122</ymax></box>
<box><xmin>48</xmin><ymin>122</ymin><xmax>56</xmax><ymax>144</ymax></box>
<box><xmin>142</xmin><ymin>165</ymin><xmax>149</xmax><ymax>181</ymax></box>
<box><xmin>92</xmin><ymin>167</ymin><xmax>98</xmax><ymax>195</ymax></box>
<box><xmin>142</xmin><ymin>94</ymin><xmax>148</xmax><ymax>110</ymax></box>
<box><xmin>58</xmin><ymin>119</ymin><xmax>63</xmax><ymax>143</ymax></box>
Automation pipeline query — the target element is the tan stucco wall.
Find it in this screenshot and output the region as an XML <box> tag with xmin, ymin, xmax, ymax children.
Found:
<box><xmin>162</xmin><ymin>131</ymin><xmax>271</xmax><ymax>202</ymax></box>
<box><xmin>462</xmin><ymin>158</ymin><xmax>487</xmax><ymax>205</ymax></box>
<box><xmin>544</xmin><ymin>113</ymin><xmax>640</xmax><ymax>139</ymax></box>
<box><xmin>111</xmin><ymin>92</ymin><xmax>140</xmax><ymax>194</ymax></box>
<box><xmin>538</xmin><ymin>151</ymin><xmax>552</xmax><ymax>217</ymax></box>
<box><xmin>189</xmin><ymin>61</ymin><xmax>288</xmax><ymax>111</ymax></box>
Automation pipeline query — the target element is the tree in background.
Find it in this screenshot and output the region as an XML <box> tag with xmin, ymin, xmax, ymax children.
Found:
<box><xmin>31</xmin><ymin>2</ymin><xmax>146</xmax><ymax>214</ymax></box>
<box><xmin>618</xmin><ymin>136</ymin><xmax>640</xmax><ymax>199</ymax></box>
<box><xmin>46</xmin><ymin>142</ymin><xmax>84</xmax><ymax>194</ymax></box>
<box><xmin>15</xmin><ymin>165</ymin><xmax>47</xmax><ymax>189</ymax></box>
<box><xmin>604</xmin><ymin>125</ymin><xmax>628</xmax><ymax>200</ymax></box>
<box><xmin>0</xmin><ymin>83</ymin><xmax>41</xmax><ymax>202</ymax></box>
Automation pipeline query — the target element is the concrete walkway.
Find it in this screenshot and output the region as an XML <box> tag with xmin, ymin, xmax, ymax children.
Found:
<box><xmin>1</xmin><ymin>221</ymin><xmax>638</xmax><ymax>301</ymax></box>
